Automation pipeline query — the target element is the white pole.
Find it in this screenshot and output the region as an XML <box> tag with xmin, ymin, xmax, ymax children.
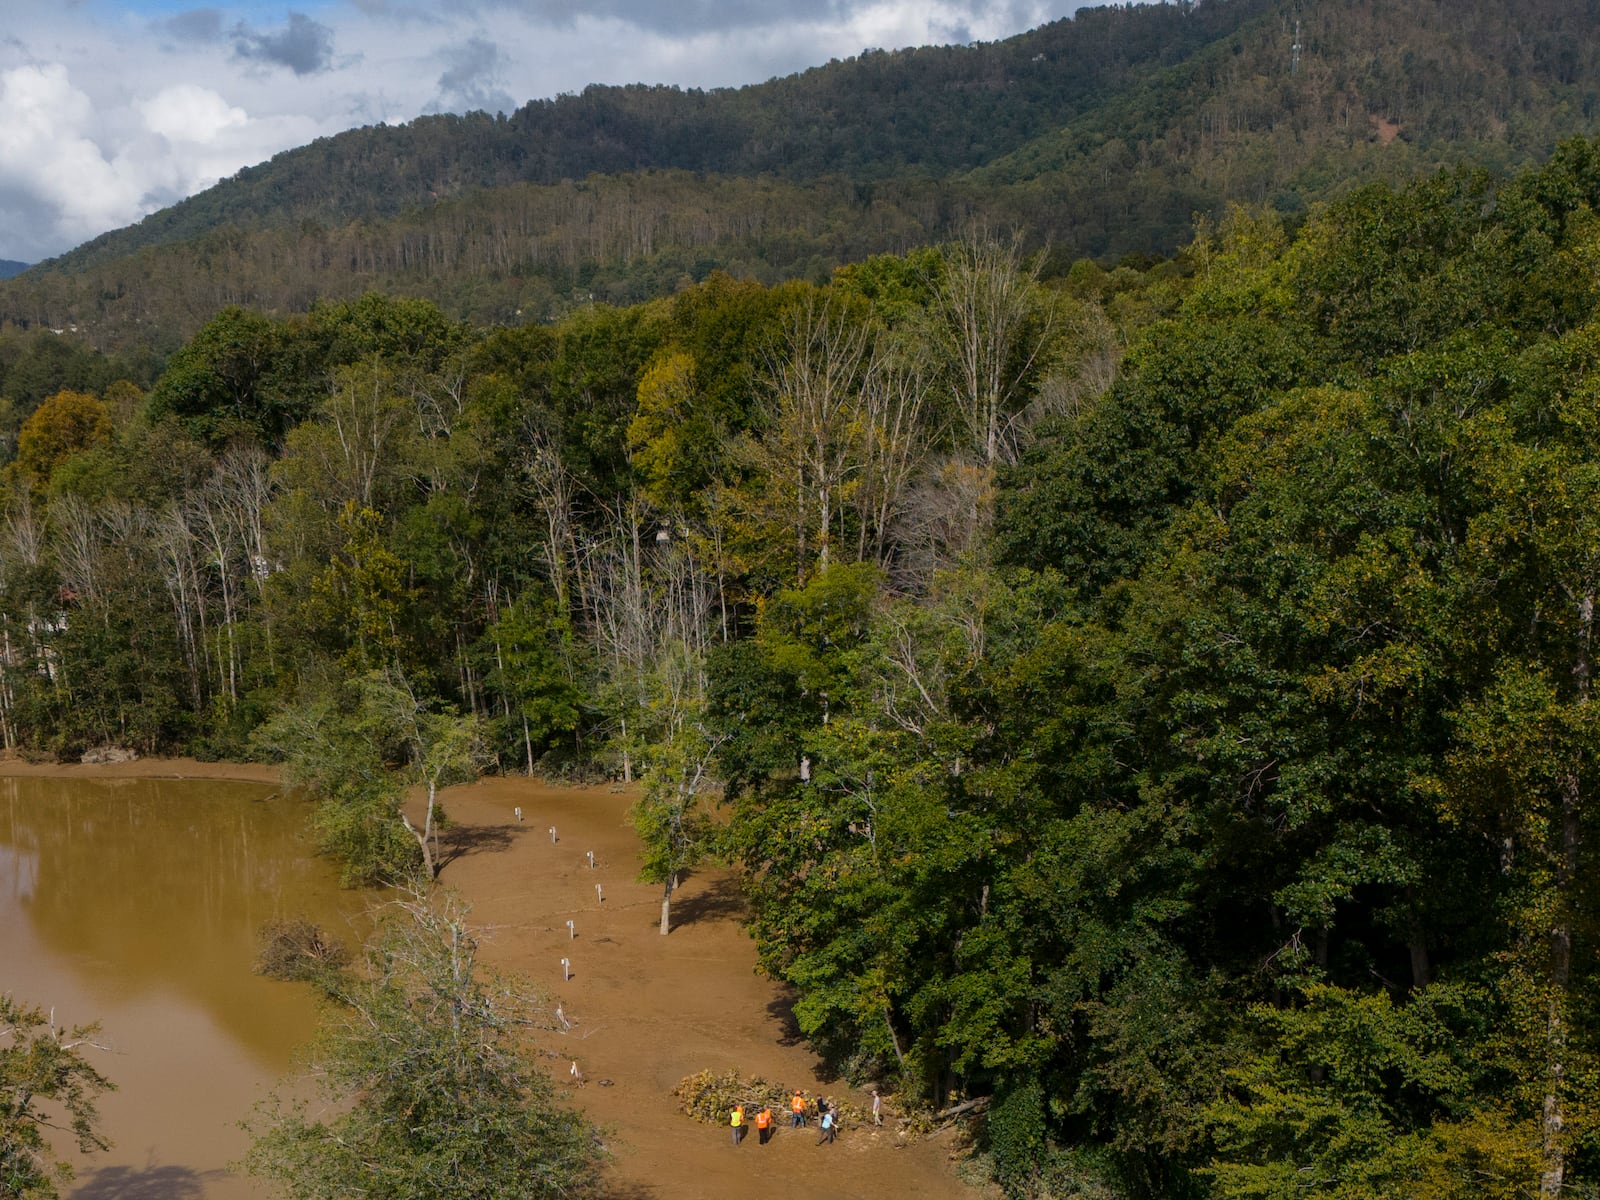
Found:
<box><xmin>566</xmin><ymin>919</ymin><xmax>575</xmax><ymax>939</ymax></box>
<box><xmin>596</xmin><ymin>884</ymin><xmax>603</xmax><ymax>904</ymax></box>
<box><xmin>549</xmin><ymin>826</ymin><xmax>558</xmax><ymax>843</ymax></box>
<box><xmin>561</xmin><ymin>957</ymin><xmax>571</xmax><ymax>981</ymax></box>
<box><xmin>587</xmin><ymin>850</ymin><xmax>595</xmax><ymax>868</ymax></box>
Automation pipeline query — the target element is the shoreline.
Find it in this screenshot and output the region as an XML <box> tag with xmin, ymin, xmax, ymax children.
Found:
<box><xmin>13</xmin><ymin>757</ymin><xmax>979</xmax><ymax>1200</ymax></box>
<box><xmin>0</xmin><ymin>753</ymin><xmax>281</xmax><ymax>784</ymax></box>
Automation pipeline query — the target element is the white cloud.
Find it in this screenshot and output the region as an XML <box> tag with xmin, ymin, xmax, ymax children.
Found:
<box><xmin>0</xmin><ymin>64</ymin><xmax>147</xmax><ymax>255</ymax></box>
<box><xmin>140</xmin><ymin>85</ymin><xmax>248</xmax><ymax>144</ymax></box>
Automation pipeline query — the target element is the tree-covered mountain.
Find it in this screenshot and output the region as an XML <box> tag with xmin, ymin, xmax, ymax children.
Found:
<box><xmin>0</xmin><ymin>261</ymin><xmax>29</xmax><ymax>280</ymax></box>
<box><xmin>6</xmin><ymin>0</ymin><xmax>1600</xmax><ymax>349</ymax></box>
<box><xmin>38</xmin><ymin>0</ymin><xmax>1271</xmax><ymax>274</ymax></box>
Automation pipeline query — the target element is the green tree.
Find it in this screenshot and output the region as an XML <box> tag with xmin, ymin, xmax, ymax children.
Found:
<box><xmin>143</xmin><ymin>307</ymin><xmax>294</xmax><ymax>447</ymax></box>
<box><xmin>255</xmin><ymin>672</ymin><xmax>480</xmax><ymax>884</ymax></box>
<box><xmin>254</xmin><ymin>680</ymin><xmax>419</xmax><ymax>887</ymax></box>
<box><xmin>361</xmin><ymin>672</ymin><xmax>485</xmax><ymax>881</ymax></box>
<box><xmin>482</xmin><ymin>593</ymin><xmax>584</xmax><ymax>774</ymax></box>
<box><xmin>630</xmin><ymin>707</ymin><xmax>722</xmax><ymax>935</ymax></box>
<box><xmin>243</xmin><ymin>894</ymin><xmax>603</xmax><ymax>1200</ymax></box>
<box><xmin>0</xmin><ymin>995</ymin><xmax>114</xmax><ymax>1200</ymax></box>
<box><xmin>627</xmin><ymin>348</ymin><xmax>709</xmax><ymax>514</ymax></box>
<box><xmin>306</xmin><ymin>502</ymin><xmax>415</xmax><ymax>674</ymax></box>
<box><xmin>8</xmin><ymin>390</ymin><xmax>113</xmax><ymax>494</ymax></box>
<box><xmin>1205</xmin><ymin>983</ymin><xmax>1505</xmax><ymax>1200</ymax></box>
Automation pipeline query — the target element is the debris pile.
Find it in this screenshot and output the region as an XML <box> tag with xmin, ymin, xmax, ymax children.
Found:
<box><xmin>672</xmin><ymin>1069</ymin><xmax>868</xmax><ymax>1127</ymax></box>
<box><xmin>253</xmin><ymin>917</ymin><xmax>349</xmax><ymax>982</ymax></box>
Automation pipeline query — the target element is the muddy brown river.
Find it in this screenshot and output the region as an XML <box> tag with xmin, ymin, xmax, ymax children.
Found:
<box><xmin>0</xmin><ymin>775</ymin><xmax>365</xmax><ymax>1199</ymax></box>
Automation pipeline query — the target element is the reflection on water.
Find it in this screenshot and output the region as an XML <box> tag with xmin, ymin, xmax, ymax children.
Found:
<box><xmin>0</xmin><ymin>776</ymin><xmax>364</xmax><ymax>1199</ymax></box>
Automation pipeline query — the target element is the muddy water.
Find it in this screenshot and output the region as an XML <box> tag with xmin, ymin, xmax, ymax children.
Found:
<box><xmin>0</xmin><ymin>776</ymin><xmax>364</xmax><ymax>1199</ymax></box>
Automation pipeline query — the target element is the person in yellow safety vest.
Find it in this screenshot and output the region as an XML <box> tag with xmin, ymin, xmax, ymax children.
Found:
<box><xmin>791</xmin><ymin>1090</ymin><xmax>806</xmax><ymax>1128</ymax></box>
<box><xmin>731</xmin><ymin>1103</ymin><xmax>745</xmax><ymax>1146</ymax></box>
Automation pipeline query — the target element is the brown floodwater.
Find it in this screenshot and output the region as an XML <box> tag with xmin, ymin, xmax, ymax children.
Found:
<box><xmin>0</xmin><ymin>775</ymin><xmax>365</xmax><ymax>1199</ymax></box>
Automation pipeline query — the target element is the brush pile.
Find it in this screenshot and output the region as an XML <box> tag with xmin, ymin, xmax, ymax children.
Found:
<box><xmin>253</xmin><ymin>917</ymin><xmax>349</xmax><ymax>982</ymax></box>
<box><xmin>673</xmin><ymin>1069</ymin><xmax>868</xmax><ymax>1127</ymax></box>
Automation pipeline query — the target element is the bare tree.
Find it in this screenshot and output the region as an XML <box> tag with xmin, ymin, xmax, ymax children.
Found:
<box><xmin>925</xmin><ymin>229</ymin><xmax>1058</xmax><ymax>469</ymax></box>
<box><xmin>895</xmin><ymin>458</ymin><xmax>998</xmax><ymax>591</ymax></box>
<box><xmin>0</xmin><ymin>495</ymin><xmax>48</xmax><ymax>747</ymax></box>
<box><xmin>50</xmin><ymin>494</ymin><xmax>106</xmax><ymax>605</ymax></box>
<box><xmin>574</xmin><ymin>499</ymin><xmax>718</xmax><ymax>783</ymax></box>
<box><xmin>759</xmin><ymin>293</ymin><xmax>874</xmax><ymax>579</ymax></box>
<box><xmin>281</xmin><ymin>361</ymin><xmax>412</xmax><ymax>513</ymax></box>
<box><xmin>851</xmin><ymin>349</ymin><xmax>928</xmax><ymax>570</ymax></box>
<box><xmin>151</xmin><ymin>504</ymin><xmax>208</xmax><ymax>709</ymax></box>
<box><xmin>519</xmin><ymin>435</ymin><xmax>581</xmax><ymax>611</ymax></box>
<box><xmin>212</xmin><ymin>446</ymin><xmax>275</xmax><ymax>599</ymax></box>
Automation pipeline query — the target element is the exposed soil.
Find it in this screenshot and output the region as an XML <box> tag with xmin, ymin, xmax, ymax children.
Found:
<box><xmin>428</xmin><ymin>777</ymin><xmax>981</xmax><ymax>1200</ymax></box>
<box><xmin>10</xmin><ymin>754</ymin><xmax>983</xmax><ymax>1200</ymax></box>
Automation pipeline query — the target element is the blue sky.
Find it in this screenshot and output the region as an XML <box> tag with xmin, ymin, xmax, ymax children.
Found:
<box><xmin>0</xmin><ymin>0</ymin><xmax>1081</xmax><ymax>264</ymax></box>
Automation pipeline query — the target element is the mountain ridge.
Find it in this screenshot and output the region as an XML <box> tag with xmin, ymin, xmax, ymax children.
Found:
<box><xmin>7</xmin><ymin>0</ymin><xmax>1600</xmax><ymax>349</ymax></box>
<box><xmin>40</xmin><ymin>0</ymin><xmax>1264</xmax><ymax>276</ymax></box>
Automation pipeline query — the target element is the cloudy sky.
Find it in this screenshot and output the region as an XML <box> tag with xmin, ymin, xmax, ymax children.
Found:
<box><xmin>0</xmin><ymin>0</ymin><xmax>1083</xmax><ymax>265</ymax></box>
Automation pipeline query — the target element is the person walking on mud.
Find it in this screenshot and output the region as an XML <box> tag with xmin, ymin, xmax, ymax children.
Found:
<box><xmin>756</xmin><ymin>1105</ymin><xmax>773</xmax><ymax>1145</ymax></box>
<box><xmin>817</xmin><ymin>1107</ymin><xmax>836</xmax><ymax>1145</ymax></box>
<box><xmin>731</xmin><ymin>1103</ymin><xmax>745</xmax><ymax>1146</ymax></box>
<box><xmin>791</xmin><ymin>1090</ymin><xmax>806</xmax><ymax>1128</ymax></box>
<box><xmin>871</xmin><ymin>1088</ymin><xmax>882</xmax><ymax>1126</ymax></box>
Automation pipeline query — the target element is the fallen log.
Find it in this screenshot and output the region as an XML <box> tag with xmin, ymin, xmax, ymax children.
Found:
<box><xmin>935</xmin><ymin>1096</ymin><xmax>991</xmax><ymax>1120</ymax></box>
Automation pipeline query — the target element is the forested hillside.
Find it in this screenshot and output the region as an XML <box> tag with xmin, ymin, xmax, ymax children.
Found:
<box><xmin>6</xmin><ymin>0</ymin><xmax>1600</xmax><ymax>350</ymax></box>
<box><xmin>35</xmin><ymin>0</ymin><xmax>1273</xmax><ymax>272</ymax></box>
<box><xmin>9</xmin><ymin>138</ymin><xmax>1600</xmax><ymax>1196</ymax></box>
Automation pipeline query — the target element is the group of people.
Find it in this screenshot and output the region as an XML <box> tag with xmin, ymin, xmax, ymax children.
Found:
<box><xmin>729</xmin><ymin>1089</ymin><xmax>883</xmax><ymax>1147</ymax></box>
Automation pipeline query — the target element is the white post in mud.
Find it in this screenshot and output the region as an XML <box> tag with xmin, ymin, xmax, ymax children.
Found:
<box><xmin>596</xmin><ymin>884</ymin><xmax>603</xmax><ymax>904</ymax></box>
<box><xmin>566</xmin><ymin>919</ymin><xmax>575</xmax><ymax>939</ymax></box>
<box><xmin>587</xmin><ymin>850</ymin><xmax>595</xmax><ymax>868</ymax></box>
<box><xmin>561</xmin><ymin>957</ymin><xmax>571</xmax><ymax>981</ymax></box>
<box><xmin>549</xmin><ymin>826</ymin><xmax>558</xmax><ymax>843</ymax></box>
